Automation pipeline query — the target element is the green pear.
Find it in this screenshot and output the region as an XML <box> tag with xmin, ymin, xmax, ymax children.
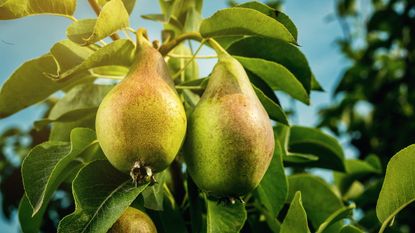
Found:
<box><xmin>108</xmin><ymin>207</ymin><xmax>157</xmax><ymax>233</ymax></box>
<box><xmin>185</xmin><ymin>50</ymin><xmax>274</xmax><ymax>197</ymax></box>
<box><xmin>96</xmin><ymin>29</ymin><xmax>187</xmax><ymax>182</ymax></box>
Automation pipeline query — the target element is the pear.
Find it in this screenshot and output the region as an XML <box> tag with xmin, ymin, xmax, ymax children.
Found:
<box><xmin>184</xmin><ymin>46</ymin><xmax>274</xmax><ymax>198</ymax></box>
<box><xmin>108</xmin><ymin>207</ymin><xmax>157</xmax><ymax>233</ymax></box>
<box><xmin>96</xmin><ymin>29</ymin><xmax>187</xmax><ymax>182</ymax></box>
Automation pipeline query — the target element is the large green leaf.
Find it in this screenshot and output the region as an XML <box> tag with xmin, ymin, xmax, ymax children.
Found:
<box><xmin>22</xmin><ymin>128</ymin><xmax>99</xmax><ymax>215</ymax></box>
<box><xmin>200</xmin><ymin>8</ymin><xmax>295</xmax><ymax>43</ymax></box>
<box><xmin>147</xmin><ymin>191</ymin><xmax>189</xmax><ymax>233</ymax></box>
<box><xmin>142</xmin><ymin>170</ymin><xmax>168</xmax><ymax>211</ymax></box>
<box><xmin>49</xmin><ymin>40</ymin><xmax>94</xmax><ymax>77</ymax></box>
<box><xmin>98</xmin><ymin>0</ymin><xmax>136</xmax><ymax>14</ymax></box>
<box><xmin>288</xmin><ymin>174</ymin><xmax>344</xmax><ymax>228</ymax></box>
<box><xmin>255</xmin><ymin>138</ymin><xmax>288</xmax><ymax>217</ymax></box>
<box><xmin>280</xmin><ymin>192</ymin><xmax>310</xmax><ymax>233</ymax></box>
<box><xmin>47</xmin><ymin>83</ymin><xmax>113</xmax><ymax>141</ymax></box>
<box><xmin>236</xmin><ymin>1</ymin><xmax>297</xmax><ymax>41</ymax></box>
<box><xmin>56</xmin><ymin>39</ymin><xmax>135</xmax><ymax>81</ymax></box>
<box><xmin>288</xmin><ymin>126</ymin><xmax>346</xmax><ymax>171</ymax></box>
<box><xmin>0</xmin><ymin>0</ymin><xmax>76</xmax><ymax>19</ymax></box>
<box><xmin>235</xmin><ymin>56</ymin><xmax>309</xmax><ymax>104</ymax></box>
<box><xmin>18</xmin><ymin>195</ymin><xmax>46</xmax><ymax>233</ymax></box>
<box><xmin>206</xmin><ymin>198</ymin><xmax>247</xmax><ymax>233</ymax></box>
<box><xmin>316</xmin><ymin>204</ymin><xmax>355</xmax><ymax>233</ymax></box>
<box><xmin>58</xmin><ymin>160</ymin><xmax>149</xmax><ymax>233</ymax></box>
<box><xmin>66</xmin><ymin>0</ymin><xmax>129</xmax><ymax>45</ymax></box>
<box><xmin>376</xmin><ymin>144</ymin><xmax>415</xmax><ymax>231</ymax></box>
<box><xmin>228</xmin><ymin>37</ymin><xmax>312</xmax><ymax>94</ymax></box>
<box><xmin>0</xmin><ymin>55</ymin><xmax>82</xmax><ymax>118</ymax></box>
<box><xmin>253</xmin><ymin>85</ymin><xmax>288</xmax><ymax>125</ymax></box>
<box><xmin>334</xmin><ymin>157</ymin><xmax>382</xmax><ymax>194</ymax></box>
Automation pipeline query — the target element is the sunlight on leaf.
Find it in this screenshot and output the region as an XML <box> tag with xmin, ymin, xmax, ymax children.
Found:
<box><xmin>0</xmin><ymin>0</ymin><xmax>76</xmax><ymax>20</ymax></box>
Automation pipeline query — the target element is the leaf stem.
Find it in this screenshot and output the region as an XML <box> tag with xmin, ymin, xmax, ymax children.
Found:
<box><xmin>87</xmin><ymin>0</ymin><xmax>120</xmax><ymax>41</ymax></box>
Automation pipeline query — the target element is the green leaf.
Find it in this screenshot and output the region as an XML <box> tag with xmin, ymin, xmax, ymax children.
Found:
<box><xmin>236</xmin><ymin>1</ymin><xmax>298</xmax><ymax>40</ymax></box>
<box><xmin>48</xmin><ymin>83</ymin><xmax>113</xmax><ymax>141</ymax></box>
<box><xmin>0</xmin><ymin>55</ymin><xmax>82</xmax><ymax>118</ymax></box>
<box><xmin>66</xmin><ymin>0</ymin><xmax>129</xmax><ymax>45</ymax></box>
<box><xmin>288</xmin><ymin>174</ymin><xmax>344</xmax><ymax>228</ymax></box>
<box><xmin>234</xmin><ymin>56</ymin><xmax>309</xmax><ymax>104</ymax></box>
<box><xmin>253</xmin><ymin>85</ymin><xmax>288</xmax><ymax>124</ymax></box>
<box><xmin>288</xmin><ymin>126</ymin><xmax>346</xmax><ymax>171</ymax></box>
<box><xmin>316</xmin><ymin>204</ymin><xmax>355</xmax><ymax>233</ymax></box>
<box><xmin>200</xmin><ymin>8</ymin><xmax>295</xmax><ymax>43</ymax></box>
<box><xmin>147</xmin><ymin>191</ymin><xmax>189</xmax><ymax>233</ymax></box>
<box><xmin>90</xmin><ymin>66</ymin><xmax>129</xmax><ymax>78</ymax></box>
<box><xmin>228</xmin><ymin>37</ymin><xmax>312</xmax><ymax>94</ymax></box>
<box><xmin>0</xmin><ymin>0</ymin><xmax>76</xmax><ymax>20</ymax></box>
<box><xmin>50</xmin><ymin>40</ymin><xmax>94</xmax><ymax>76</ymax></box>
<box><xmin>311</xmin><ymin>75</ymin><xmax>324</xmax><ymax>91</ymax></box>
<box><xmin>183</xmin><ymin>6</ymin><xmax>202</xmax><ymax>32</ymax></box>
<box><xmin>280</xmin><ymin>192</ymin><xmax>310</xmax><ymax>233</ymax></box>
<box><xmin>334</xmin><ymin>158</ymin><xmax>382</xmax><ymax>194</ymax></box>
<box><xmin>34</xmin><ymin>107</ymin><xmax>97</xmax><ymax>129</ymax></box>
<box><xmin>22</xmin><ymin>128</ymin><xmax>99</xmax><ymax>215</ymax></box>
<box><xmin>98</xmin><ymin>0</ymin><xmax>135</xmax><ymax>14</ymax></box>
<box><xmin>255</xmin><ymin>139</ymin><xmax>288</xmax><ymax>217</ymax></box>
<box><xmin>376</xmin><ymin>144</ymin><xmax>415</xmax><ymax>231</ymax></box>
<box><xmin>206</xmin><ymin>198</ymin><xmax>247</xmax><ymax>233</ymax></box>
<box><xmin>142</xmin><ymin>170</ymin><xmax>168</xmax><ymax>211</ymax></box>
<box><xmin>58</xmin><ymin>160</ymin><xmax>149</xmax><ymax>233</ymax></box>
<box><xmin>18</xmin><ymin>195</ymin><xmax>45</xmax><ymax>233</ymax></box>
<box><xmin>340</xmin><ymin>225</ymin><xmax>364</xmax><ymax>233</ymax></box>
<box><xmin>57</xmin><ymin>39</ymin><xmax>135</xmax><ymax>80</ymax></box>
<box><xmin>214</xmin><ymin>36</ymin><xmax>244</xmax><ymax>49</ymax></box>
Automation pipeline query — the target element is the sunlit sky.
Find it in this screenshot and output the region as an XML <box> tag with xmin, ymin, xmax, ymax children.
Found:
<box><xmin>0</xmin><ymin>1</ymin><xmax>350</xmax><ymax>231</ymax></box>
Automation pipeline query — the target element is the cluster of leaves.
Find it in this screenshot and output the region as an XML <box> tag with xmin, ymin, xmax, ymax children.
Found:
<box><xmin>319</xmin><ymin>0</ymin><xmax>415</xmax><ymax>231</ymax></box>
<box><xmin>0</xmin><ymin>0</ymin><xmax>414</xmax><ymax>233</ymax></box>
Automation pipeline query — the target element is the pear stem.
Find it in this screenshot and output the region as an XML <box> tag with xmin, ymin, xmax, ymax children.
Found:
<box><xmin>158</xmin><ymin>32</ymin><xmax>204</xmax><ymax>56</ymax></box>
<box><xmin>206</xmin><ymin>38</ymin><xmax>228</xmax><ymax>57</ymax></box>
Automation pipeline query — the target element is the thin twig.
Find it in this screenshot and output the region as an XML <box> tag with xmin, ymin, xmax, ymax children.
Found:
<box><xmin>172</xmin><ymin>40</ymin><xmax>206</xmax><ymax>79</ymax></box>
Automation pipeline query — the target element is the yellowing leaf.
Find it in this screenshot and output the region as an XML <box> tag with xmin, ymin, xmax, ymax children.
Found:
<box><xmin>66</xmin><ymin>0</ymin><xmax>129</xmax><ymax>45</ymax></box>
<box><xmin>0</xmin><ymin>0</ymin><xmax>76</xmax><ymax>20</ymax></box>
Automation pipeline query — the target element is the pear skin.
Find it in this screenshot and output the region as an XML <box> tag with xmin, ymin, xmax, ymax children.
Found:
<box><xmin>96</xmin><ymin>30</ymin><xmax>187</xmax><ymax>180</ymax></box>
<box><xmin>108</xmin><ymin>207</ymin><xmax>157</xmax><ymax>233</ymax></box>
<box><xmin>185</xmin><ymin>53</ymin><xmax>274</xmax><ymax>197</ymax></box>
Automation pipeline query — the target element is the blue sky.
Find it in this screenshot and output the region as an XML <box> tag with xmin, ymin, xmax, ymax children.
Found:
<box><xmin>0</xmin><ymin>1</ymin><xmax>349</xmax><ymax>231</ymax></box>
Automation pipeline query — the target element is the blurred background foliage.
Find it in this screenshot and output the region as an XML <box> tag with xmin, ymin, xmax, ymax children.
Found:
<box><xmin>319</xmin><ymin>0</ymin><xmax>415</xmax><ymax>232</ymax></box>
<box><xmin>0</xmin><ymin>0</ymin><xmax>414</xmax><ymax>232</ymax></box>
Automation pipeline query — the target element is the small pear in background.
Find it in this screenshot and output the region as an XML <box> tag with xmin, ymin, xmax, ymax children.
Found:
<box><xmin>108</xmin><ymin>207</ymin><xmax>157</xmax><ymax>233</ymax></box>
<box><xmin>96</xmin><ymin>29</ymin><xmax>187</xmax><ymax>183</ymax></box>
<box><xmin>185</xmin><ymin>46</ymin><xmax>275</xmax><ymax>198</ymax></box>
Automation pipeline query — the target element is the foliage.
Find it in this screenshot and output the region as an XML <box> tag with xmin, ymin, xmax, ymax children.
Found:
<box><xmin>0</xmin><ymin>0</ymin><xmax>413</xmax><ymax>233</ymax></box>
<box><xmin>319</xmin><ymin>0</ymin><xmax>415</xmax><ymax>231</ymax></box>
